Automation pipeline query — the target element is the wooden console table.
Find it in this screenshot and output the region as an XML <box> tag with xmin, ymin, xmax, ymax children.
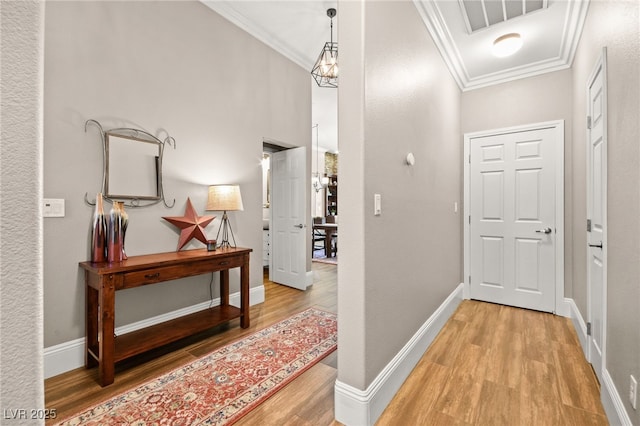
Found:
<box><xmin>79</xmin><ymin>247</ymin><xmax>252</xmax><ymax>386</ymax></box>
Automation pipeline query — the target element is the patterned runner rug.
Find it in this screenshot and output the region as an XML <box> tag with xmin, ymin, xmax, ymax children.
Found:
<box><xmin>57</xmin><ymin>308</ymin><xmax>337</xmax><ymax>425</ymax></box>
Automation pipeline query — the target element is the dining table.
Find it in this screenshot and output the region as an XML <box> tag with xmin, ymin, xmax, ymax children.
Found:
<box><xmin>313</xmin><ymin>223</ymin><xmax>338</xmax><ymax>258</ymax></box>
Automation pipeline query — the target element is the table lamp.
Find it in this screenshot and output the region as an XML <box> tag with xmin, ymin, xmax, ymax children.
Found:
<box><xmin>206</xmin><ymin>185</ymin><xmax>244</xmax><ymax>249</ymax></box>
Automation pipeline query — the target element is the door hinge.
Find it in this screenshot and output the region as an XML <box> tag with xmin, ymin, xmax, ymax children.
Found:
<box><xmin>469</xmin><ymin>215</ymin><xmax>471</xmax><ymax>225</ymax></box>
<box><xmin>587</xmin><ymin>115</ymin><xmax>592</xmax><ymax>130</ymax></box>
<box><xmin>587</xmin><ymin>219</ymin><xmax>592</xmax><ymax>232</ymax></box>
<box><xmin>587</xmin><ymin>322</ymin><xmax>592</xmax><ymax>336</ymax></box>
<box><xmin>469</xmin><ymin>275</ymin><xmax>471</xmax><ymax>284</ymax></box>
<box><xmin>468</xmin><ymin>154</ymin><xmax>471</xmax><ymax>164</ymax></box>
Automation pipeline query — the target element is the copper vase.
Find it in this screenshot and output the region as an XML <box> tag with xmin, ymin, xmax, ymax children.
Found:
<box><xmin>90</xmin><ymin>193</ymin><xmax>107</xmax><ymax>262</ymax></box>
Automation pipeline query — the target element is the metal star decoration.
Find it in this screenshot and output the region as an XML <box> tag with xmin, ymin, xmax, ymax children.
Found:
<box><xmin>163</xmin><ymin>198</ymin><xmax>215</xmax><ymax>251</ymax></box>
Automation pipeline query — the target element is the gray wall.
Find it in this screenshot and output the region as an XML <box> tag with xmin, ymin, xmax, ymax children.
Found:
<box><xmin>0</xmin><ymin>0</ymin><xmax>45</xmax><ymax>416</ymax></box>
<box><xmin>43</xmin><ymin>1</ymin><xmax>311</xmax><ymax>347</ymax></box>
<box><xmin>338</xmin><ymin>0</ymin><xmax>462</xmax><ymax>389</ymax></box>
<box><xmin>461</xmin><ymin>70</ymin><xmax>574</xmax><ymax>300</ymax></box>
<box><xmin>462</xmin><ymin>0</ymin><xmax>640</xmax><ymax>421</ymax></box>
<box><xmin>571</xmin><ymin>0</ymin><xmax>640</xmax><ymax>421</ymax></box>
<box><xmin>340</xmin><ymin>3</ymin><xmax>640</xmax><ymax>423</ymax></box>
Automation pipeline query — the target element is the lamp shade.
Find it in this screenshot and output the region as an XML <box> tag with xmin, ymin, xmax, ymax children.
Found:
<box><xmin>206</xmin><ymin>185</ymin><xmax>244</xmax><ymax>211</ymax></box>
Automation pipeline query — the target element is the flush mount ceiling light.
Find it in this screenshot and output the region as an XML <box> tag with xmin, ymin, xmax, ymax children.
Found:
<box><xmin>311</xmin><ymin>8</ymin><xmax>338</xmax><ymax>88</ymax></box>
<box><xmin>492</xmin><ymin>33</ymin><xmax>523</xmax><ymax>57</ymax></box>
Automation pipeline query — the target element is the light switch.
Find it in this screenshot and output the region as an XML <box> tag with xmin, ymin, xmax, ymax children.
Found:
<box><xmin>374</xmin><ymin>194</ymin><xmax>381</xmax><ymax>216</ymax></box>
<box><xmin>43</xmin><ymin>198</ymin><xmax>65</xmax><ymax>217</ymax></box>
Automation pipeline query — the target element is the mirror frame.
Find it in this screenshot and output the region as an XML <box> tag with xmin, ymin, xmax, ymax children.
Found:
<box><xmin>85</xmin><ymin>119</ymin><xmax>176</xmax><ymax>208</ymax></box>
<box><xmin>105</xmin><ymin>131</ymin><xmax>161</xmax><ymax>201</ymax></box>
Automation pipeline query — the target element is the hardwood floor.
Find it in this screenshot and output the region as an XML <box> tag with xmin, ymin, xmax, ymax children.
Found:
<box><xmin>45</xmin><ymin>263</ymin><xmax>606</xmax><ymax>425</ymax></box>
<box><xmin>377</xmin><ymin>300</ymin><xmax>608</xmax><ymax>425</ymax></box>
<box><xmin>44</xmin><ymin>263</ymin><xmax>338</xmax><ymax>424</ymax></box>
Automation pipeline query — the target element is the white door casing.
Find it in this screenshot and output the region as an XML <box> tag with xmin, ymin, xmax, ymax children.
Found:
<box><xmin>270</xmin><ymin>147</ymin><xmax>309</xmax><ymax>290</ymax></box>
<box><xmin>586</xmin><ymin>48</ymin><xmax>607</xmax><ymax>381</ymax></box>
<box><xmin>464</xmin><ymin>121</ymin><xmax>564</xmax><ymax>314</ymax></box>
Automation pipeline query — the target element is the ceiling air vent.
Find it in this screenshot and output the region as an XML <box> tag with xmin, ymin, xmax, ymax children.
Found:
<box><xmin>459</xmin><ymin>0</ymin><xmax>547</xmax><ymax>33</ymax></box>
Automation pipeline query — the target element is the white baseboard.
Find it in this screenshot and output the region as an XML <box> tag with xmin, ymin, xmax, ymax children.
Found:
<box><xmin>556</xmin><ymin>296</ymin><xmax>572</xmax><ymax>318</ymax></box>
<box><xmin>44</xmin><ymin>337</ymin><xmax>86</xmax><ymax>380</ymax></box>
<box><xmin>564</xmin><ymin>297</ymin><xmax>631</xmax><ymax>426</ymax></box>
<box><xmin>566</xmin><ymin>297</ymin><xmax>588</xmax><ymax>356</ymax></box>
<box><xmin>602</xmin><ymin>369</ymin><xmax>633</xmax><ymax>426</ymax></box>
<box><xmin>44</xmin><ymin>285</ymin><xmax>265</xmax><ymax>379</ymax></box>
<box><xmin>334</xmin><ymin>283</ymin><xmax>464</xmax><ymax>426</ymax></box>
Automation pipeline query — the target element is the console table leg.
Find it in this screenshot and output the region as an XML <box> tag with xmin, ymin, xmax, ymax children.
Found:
<box><xmin>240</xmin><ymin>254</ymin><xmax>250</xmax><ymax>328</ymax></box>
<box><xmin>85</xmin><ymin>278</ymin><xmax>98</xmax><ymax>368</ymax></box>
<box><xmin>98</xmin><ymin>276</ymin><xmax>116</xmax><ymax>386</ymax></box>
<box><xmin>220</xmin><ymin>269</ymin><xmax>229</xmax><ymax>306</ymax></box>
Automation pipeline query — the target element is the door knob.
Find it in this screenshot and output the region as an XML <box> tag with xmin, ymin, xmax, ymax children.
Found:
<box><xmin>589</xmin><ymin>241</ymin><xmax>603</xmax><ymax>249</ymax></box>
<box><xmin>535</xmin><ymin>227</ymin><xmax>552</xmax><ymax>234</ymax></box>
<box><xmin>294</xmin><ymin>224</ymin><xmax>306</xmax><ymax>229</ymax></box>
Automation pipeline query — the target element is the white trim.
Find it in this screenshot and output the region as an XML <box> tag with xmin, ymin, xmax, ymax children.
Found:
<box><xmin>602</xmin><ymin>369</ymin><xmax>633</xmax><ymax>426</ymax></box>
<box><xmin>554</xmin><ymin>121</ymin><xmax>566</xmax><ymax>316</ymax></box>
<box><xmin>334</xmin><ymin>284</ymin><xmax>464</xmax><ymax>426</ymax></box>
<box><xmin>412</xmin><ymin>0</ymin><xmax>589</xmax><ymax>91</ymax></box>
<box><xmin>555</xmin><ymin>296</ymin><xmax>572</xmax><ymax>319</ymax></box>
<box><xmin>559</xmin><ymin>0</ymin><xmax>590</xmax><ymax>68</ymax></box>
<box><xmin>412</xmin><ymin>0</ymin><xmax>466</xmax><ymax>90</ymax></box>
<box><xmin>43</xmin><ymin>338</ymin><xmax>85</xmax><ymax>380</ymax></box>
<box><xmin>43</xmin><ymin>285</ymin><xmax>265</xmax><ymax>379</ymax></box>
<box><xmin>566</xmin><ymin>297</ymin><xmax>630</xmax><ymax>426</ymax></box>
<box><xmin>306</xmin><ymin>270</ymin><xmax>314</xmax><ymax>287</ymax></box>
<box><xmin>566</xmin><ymin>297</ymin><xmax>588</xmax><ymax>356</ymax></box>
<box><xmin>463</xmin><ymin>57</ymin><xmax>572</xmax><ymax>91</ymax></box>
<box><xmin>200</xmin><ymin>1</ymin><xmax>311</xmax><ymax>71</ymax></box>
<box><xmin>463</xmin><ymin>120</ymin><xmax>565</xmax><ymax>314</ymax></box>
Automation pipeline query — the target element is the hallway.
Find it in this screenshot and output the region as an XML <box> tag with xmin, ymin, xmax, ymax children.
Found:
<box><xmin>378</xmin><ymin>300</ymin><xmax>607</xmax><ymax>425</ymax></box>
<box><xmin>45</xmin><ymin>264</ymin><xmax>607</xmax><ymax>424</ymax></box>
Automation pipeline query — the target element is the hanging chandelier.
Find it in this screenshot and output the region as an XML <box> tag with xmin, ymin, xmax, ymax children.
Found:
<box><xmin>311</xmin><ymin>8</ymin><xmax>338</xmax><ymax>88</ymax></box>
<box><xmin>312</xmin><ymin>124</ymin><xmax>329</xmax><ymax>192</ymax></box>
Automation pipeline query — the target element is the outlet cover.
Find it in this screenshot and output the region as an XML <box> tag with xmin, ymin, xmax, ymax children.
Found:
<box><xmin>630</xmin><ymin>375</ymin><xmax>637</xmax><ymax>410</ymax></box>
<box><xmin>43</xmin><ymin>198</ymin><xmax>65</xmax><ymax>217</ymax></box>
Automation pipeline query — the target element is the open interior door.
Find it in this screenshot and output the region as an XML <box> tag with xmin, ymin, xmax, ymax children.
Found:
<box><xmin>270</xmin><ymin>147</ymin><xmax>309</xmax><ymax>290</ymax></box>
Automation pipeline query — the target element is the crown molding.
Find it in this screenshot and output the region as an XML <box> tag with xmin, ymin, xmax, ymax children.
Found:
<box><xmin>559</xmin><ymin>0</ymin><xmax>590</xmax><ymax>67</ymax></box>
<box><xmin>413</xmin><ymin>0</ymin><xmax>590</xmax><ymax>91</ymax></box>
<box><xmin>464</xmin><ymin>55</ymin><xmax>572</xmax><ymax>91</ymax></box>
<box><xmin>413</xmin><ymin>0</ymin><xmax>467</xmax><ymax>90</ymax></box>
<box><xmin>200</xmin><ymin>1</ymin><xmax>312</xmax><ymax>71</ymax></box>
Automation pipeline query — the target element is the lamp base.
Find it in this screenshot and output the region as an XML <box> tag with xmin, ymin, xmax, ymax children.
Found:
<box><xmin>215</xmin><ymin>211</ymin><xmax>237</xmax><ymax>249</ymax></box>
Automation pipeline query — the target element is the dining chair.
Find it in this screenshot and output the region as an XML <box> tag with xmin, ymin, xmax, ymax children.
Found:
<box><xmin>312</xmin><ymin>217</ymin><xmax>326</xmax><ymax>256</ymax></box>
<box><xmin>325</xmin><ymin>215</ymin><xmax>337</xmax><ymax>256</ymax></box>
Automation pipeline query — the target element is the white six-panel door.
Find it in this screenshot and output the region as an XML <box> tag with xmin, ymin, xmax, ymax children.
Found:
<box><xmin>468</xmin><ymin>126</ymin><xmax>560</xmax><ymax>312</ymax></box>
<box><xmin>587</xmin><ymin>49</ymin><xmax>607</xmax><ymax>381</ymax></box>
<box><xmin>270</xmin><ymin>147</ymin><xmax>309</xmax><ymax>290</ymax></box>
